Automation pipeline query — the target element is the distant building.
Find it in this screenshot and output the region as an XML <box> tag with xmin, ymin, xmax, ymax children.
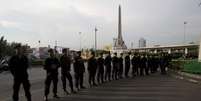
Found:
<box><xmin>30</xmin><ymin>47</ymin><xmax>50</xmax><ymax>59</ymax></box>
<box><xmin>39</xmin><ymin>47</ymin><xmax>50</xmax><ymax>59</ymax></box>
<box><xmin>139</xmin><ymin>38</ymin><xmax>146</xmax><ymax>48</ymax></box>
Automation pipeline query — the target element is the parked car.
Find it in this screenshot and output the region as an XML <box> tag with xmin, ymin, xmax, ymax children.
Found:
<box><xmin>0</xmin><ymin>59</ymin><xmax>9</xmax><ymax>73</ymax></box>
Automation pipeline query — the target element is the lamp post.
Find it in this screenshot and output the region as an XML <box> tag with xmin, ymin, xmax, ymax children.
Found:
<box><xmin>79</xmin><ymin>32</ymin><xmax>82</xmax><ymax>51</ymax></box>
<box><xmin>184</xmin><ymin>21</ymin><xmax>187</xmax><ymax>45</ymax></box>
<box><xmin>95</xmin><ymin>27</ymin><xmax>98</xmax><ymax>56</ymax></box>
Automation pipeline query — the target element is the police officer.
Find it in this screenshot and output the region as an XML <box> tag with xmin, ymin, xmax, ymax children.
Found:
<box><xmin>112</xmin><ymin>53</ymin><xmax>119</xmax><ymax>80</ymax></box>
<box><xmin>125</xmin><ymin>52</ymin><xmax>131</xmax><ymax>78</ymax></box>
<box><xmin>118</xmin><ymin>53</ymin><xmax>123</xmax><ymax>78</ymax></box>
<box><xmin>149</xmin><ymin>54</ymin><xmax>154</xmax><ymax>73</ymax></box>
<box><xmin>145</xmin><ymin>54</ymin><xmax>149</xmax><ymax>75</ymax></box>
<box><xmin>135</xmin><ymin>54</ymin><xmax>140</xmax><ymax>75</ymax></box>
<box><xmin>60</xmin><ymin>48</ymin><xmax>75</xmax><ymax>94</ymax></box>
<box><xmin>152</xmin><ymin>54</ymin><xmax>158</xmax><ymax>73</ymax></box>
<box><xmin>74</xmin><ymin>51</ymin><xmax>86</xmax><ymax>91</ymax></box>
<box><xmin>44</xmin><ymin>49</ymin><xmax>60</xmax><ymax>101</ymax></box>
<box><xmin>9</xmin><ymin>44</ymin><xmax>31</xmax><ymax>101</ymax></box>
<box><xmin>88</xmin><ymin>51</ymin><xmax>97</xmax><ymax>87</ymax></box>
<box><xmin>160</xmin><ymin>53</ymin><xmax>167</xmax><ymax>75</ymax></box>
<box><xmin>97</xmin><ymin>53</ymin><xmax>105</xmax><ymax>84</ymax></box>
<box><xmin>140</xmin><ymin>54</ymin><xmax>146</xmax><ymax>76</ymax></box>
<box><xmin>104</xmin><ymin>52</ymin><xmax>112</xmax><ymax>81</ymax></box>
<box><xmin>131</xmin><ymin>54</ymin><xmax>138</xmax><ymax>77</ymax></box>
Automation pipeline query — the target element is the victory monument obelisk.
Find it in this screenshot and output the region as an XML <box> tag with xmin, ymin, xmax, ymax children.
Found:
<box><xmin>113</xmin><ymin>5</ymin><xmax>127</xmax><ymax>52</ymax></box>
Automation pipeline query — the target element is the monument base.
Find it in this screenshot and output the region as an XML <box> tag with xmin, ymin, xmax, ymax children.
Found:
<box><xmin>111</xmin><ymin>49</ymin><xmax>129</xmax><ymax>56</ymax></box>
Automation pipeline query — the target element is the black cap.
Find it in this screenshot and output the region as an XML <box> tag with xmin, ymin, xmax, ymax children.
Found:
<box><xmin>14</xmin><ymin>44</ymin><xmax>21</xmax><ymax>49</ymax></box>
<box><xmin>62</xmin><ymin>48</ymin><xmax>67</xmax><ymax>53</ymax></box>
<box><xmin>91</xmin><ymin>51</ymin><xmax>95</xmax><ymax>55</ymax></box>
<box><xmin>48</xmin><ymin>48</ymin><xmax>54</xmax><ymax>53</ymax></box>
<box><xmin>77</xmin><ymin>51</ymin><xmax>81</xmax><ymax>54</ymax></box>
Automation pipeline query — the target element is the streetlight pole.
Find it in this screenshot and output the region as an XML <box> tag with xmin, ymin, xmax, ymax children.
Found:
<box><xmin>79</xmin><ymin>32</ymin><xmax>82</xmax><ymax>51</ymax></box>
<box><xmin>95</xmin><ymin>27</ymin><xmax>98</xmax><ymax>56</ymax></box>
<box><xmin>184</xmin><ymin>21</ymin><xmax>187</xmax><ymax>45</ymax></box>
<box><xmin>55</xmin><ymin>40</ymin><xmax>57</xmax><ymax>50</ymax></box>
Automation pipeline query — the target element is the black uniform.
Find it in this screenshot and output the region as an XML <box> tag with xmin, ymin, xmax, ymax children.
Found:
<box><xmin>97</xmin><ymin>56</ymin><xmax>105</xmax><ymax>84</ymax></box>
<box><xmin>136</xmin><ymin>55</ymin><xmax>141</xmax><ymax>75</ymax></box>
<box><xmin>160</xmin><ymin>55</ymin><xmax>167</xmax><ymax>75</ymax></box>
<box><xmin>74</xmin><ymin>55</ymin><xmax>85</xmax><ymax>90</ymax></box>
<box><xmin>44</xmin><ymin>57</ymin><xmax>60</xmax><ymax>97</ymax></box>
<box><xmin>124</xmin><ymin>55</ymin><xmax>130</xmax><ymax>77</ymax></box>
<box><xmin>118</xmin><ymin>56</ymin><xmax>123</xmax><ymax>78</ymax></box>
<box><xmin>153</xmin><ymin>56</ymin><xmax>159</xmax><ymax>73</ymax></box>
<box><xmin>60</xmin><ymin>55</ymin><xmax>74</xmax><ymax>93</ymax></box>
<box><xmin>104</xmin><ymin>55</ymin><xmax>112</xmax><ymax>81</ymax></box>
<box><xmin>140</xmin><ymin>56</ymin><xmax>146</xmax><ymax>76</ymax></box>
<box><xmin>9</xmin><ymin>55</ymin><xmax>31</xmax><ymax>101</ymax></box>
<box><xmin>149</xmin><ymin>56</ymin><xmax>155</xmax><ymax>73</ymax></box>
<box><xmin>112</xmin><ymin>55</ymin><xmax>119</xmax><ymax>80</ymax></box>
<box><xmin>87</xmin><ymin>56</ymin><xmax>97</xmax><ymax>86</ymax></box>
<box><xmin>131</xmin><ymin>56</ymin><xmax>138</xmax><ymax>77</ymax></box>
<box><xmin>145</xmin><ymin>56</ymin><xmax>149</xmax><ymax>75</ymax></box>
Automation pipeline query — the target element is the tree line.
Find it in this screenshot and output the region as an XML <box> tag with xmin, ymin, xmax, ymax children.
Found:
<box><xmin>0</xmin><ymin>36</ymin><xmax>29</xmax><ymax>60</ymax></box>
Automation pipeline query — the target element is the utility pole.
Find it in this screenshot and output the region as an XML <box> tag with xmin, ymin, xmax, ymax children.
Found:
<box><xmin>95</xmin><ymin>27</ymin><xmax>98</xmax><ymax>56</ymax></box>
<box><xmin>79</xmin><ymin>32</ymin><xmax>82</xmax><ymax>51</ymax></box>
<box><xmin>183</xmin><ymin>21</ymin><xmax>187</xmax><ymax>45</ymax></box>
<box><xmin>55</xmin><ymin>40</ymin><xmax>57</xmax><ymax>50</ymax></box>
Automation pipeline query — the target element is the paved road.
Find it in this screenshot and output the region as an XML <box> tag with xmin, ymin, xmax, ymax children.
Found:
<box><xmin>51</xmin><ymin>73</ymin><xmax>201</xmax><ymax>101</ymax></box>
<box><xmin>1</xmin><ymin>66</ymin><xmax>201</xmax><ymax>101</ymax></box>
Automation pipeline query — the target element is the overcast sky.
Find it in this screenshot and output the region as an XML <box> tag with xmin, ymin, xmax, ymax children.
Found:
<box><xmin>0</xmin><ymin>0</ymin><xmax>201</xmax><ymax>50</ymax></box>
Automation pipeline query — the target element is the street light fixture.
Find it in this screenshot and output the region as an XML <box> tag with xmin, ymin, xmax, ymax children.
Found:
<box><xmin>184</xmin><ymin>21</ymin><xmax>187</xmax><ymax>45</ymax></box>
<box><xmin>79</xmin><ymin>32</ymin><xmax>82</xmax><ymax>51</ymax></box>
<box><xmin>95</xmin><ymin>27</ymin><xmax>98</xmax><ymax>56</ymax></box>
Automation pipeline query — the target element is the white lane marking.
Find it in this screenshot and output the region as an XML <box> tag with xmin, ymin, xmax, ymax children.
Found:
<box><xmin>188</xmin><ymin>79</ymin><xmax>199</xmax><ymax>84</ymax></box>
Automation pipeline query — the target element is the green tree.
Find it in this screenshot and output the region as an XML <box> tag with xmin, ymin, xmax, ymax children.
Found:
<box><xmin>0</xmin><ymin>36</ymin><xmax>30</xmax><ymax>59</ymax></box>
<box><xmin>0</xmin><ymin>36</ymin><xmax>8</xmax><ymax>59</ymax></box>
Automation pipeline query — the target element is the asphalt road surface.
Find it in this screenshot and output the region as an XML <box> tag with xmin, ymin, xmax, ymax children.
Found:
<box><xmin>1</xmin><ymin>66</ymin><xmax>201</xmax><ymax>101</ymax></box>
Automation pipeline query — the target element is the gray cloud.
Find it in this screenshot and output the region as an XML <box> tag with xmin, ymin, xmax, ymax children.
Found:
<box><xmin>0</xmin><ymin>0</ymin><xmax>201</xmax><ymax>49</ymax></box>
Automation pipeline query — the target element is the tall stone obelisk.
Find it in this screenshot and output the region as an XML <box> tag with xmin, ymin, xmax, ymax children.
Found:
<box><xmin>113</xmin><ymin>5</ymin><xmax>127</xmax><ymax>50</ymax></box>
<box><xmin>118</xmin><ymin>5</ymin><xmax>123</xmax><ymax>45</ymax></box>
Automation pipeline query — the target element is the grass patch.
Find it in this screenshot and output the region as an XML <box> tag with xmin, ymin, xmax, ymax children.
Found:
<box><xmin>182</xmin><ymin>59</ymin><xmax>201</xmax><ymax>74</ymax></box>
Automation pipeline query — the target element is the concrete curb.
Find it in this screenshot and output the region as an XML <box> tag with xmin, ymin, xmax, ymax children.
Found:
<box><xmin>169</xmin><ymin>69</ymin><xmax>201</xmax><ymax>84</ymax></box>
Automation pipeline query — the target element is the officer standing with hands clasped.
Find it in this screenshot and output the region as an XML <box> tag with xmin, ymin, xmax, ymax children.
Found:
<box><xmin>88</xmin><ymin>51</ymin><xmax>98</xmax><ymax>87</ymax></box>
<box><xmin>60</xmin><ymin>48</ymin><xmax>76</xmax><ymax>94</ymax></box>
<box><xmin>97</xmin><ymin>53</ymin><xmax>105</xmax><ymax>84</ymax></box>
<box><xmin>118</xmin><ymin>53</ymin><xmax>123</xmax><ymax>79</ymax></box>
<box><xmin>112</xmin><ymin>53</ymin><xmax>119</xmax><ymax>80</ymax></box>
<box><xmin>9</xmin><ymin>44</ymin><xmax>32</xmax><ymax>101</ymax></box>
<box><xmin>125</xmin><ymin>52</ymin><xmax>131</xmax><ymax>78</ymax></box>
<box><xmin>104</xmin><ymin>52</ymin><xmax>112</xmax><ymax>81</ymax></box>
<box><xmin>43</xmin><ymin>49</ymin><xmax>60</xmax><ymax>101</ymax></box>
